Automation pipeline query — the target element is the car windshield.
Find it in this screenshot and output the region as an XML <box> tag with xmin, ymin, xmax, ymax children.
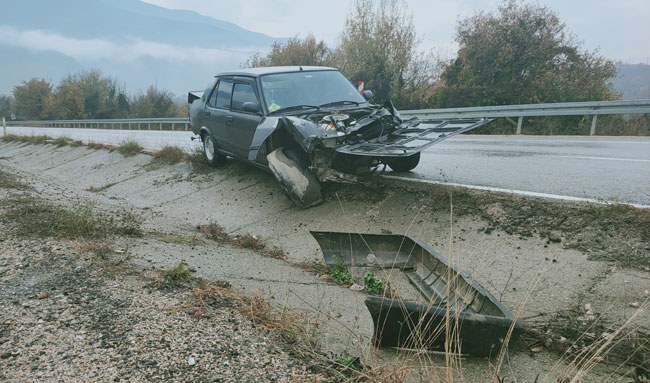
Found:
<box><xmin>260</xmin><ymin>70</ymin><xmax>366</xmax><ymax>113</ymax></box>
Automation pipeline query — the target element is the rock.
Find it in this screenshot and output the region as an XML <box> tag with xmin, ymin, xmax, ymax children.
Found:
<box><xmin>188</xmin><ymin>357</ymin><xmax>196</xmax><ymax>366</ymax></box>
<box><xmin>349</xmin><ymin>284</ymin><xmax>363</xmax><ymax>291</ymax></box>
<box><xmin>548</xmin><ymin>231</ymin><xmax>562</xmax><ymax>243</ymax></box>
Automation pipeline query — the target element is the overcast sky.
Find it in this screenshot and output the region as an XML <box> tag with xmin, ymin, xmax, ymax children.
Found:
<box><xmin>142</xmin><ymin>0</ymin><xmax>650</xmax><ymax>64</ymax></box>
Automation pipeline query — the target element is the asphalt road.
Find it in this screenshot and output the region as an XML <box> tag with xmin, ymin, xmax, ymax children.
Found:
<box><xmin>5</xmin><ymin>126</ymin><xmax>650</xmax><ymax>206</ymax></box>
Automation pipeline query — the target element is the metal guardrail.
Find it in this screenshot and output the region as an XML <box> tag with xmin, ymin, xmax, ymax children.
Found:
<box><xmin>4</xmin><ymin>99</ymin><xmax>650</xmax><ymax>136</ymax></box>
<box><xmin>5</xmin><ymin>117</ymin><xmax>190</xmax><ymax>131</ymax></box>
<box><xmin>400</xmin><ymin>99</ymin><xmax>650</xmax><ymax>135</ymax></box>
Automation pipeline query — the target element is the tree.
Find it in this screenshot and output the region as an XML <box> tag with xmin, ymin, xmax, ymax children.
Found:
<box><xmin>13</xmin><ymin>78</ymin><xmax>55</xmax><ymax>120</ymax></box>
<box><xmin>246</xmin><ymin>34</ymin><xmax>332</xmax><ymax>67</ymax></box>
<box><xmin>438</xmin><ymin>0</ymin><xmax>618</xmax><ymax>108</ymax></box>
<box><xmin>246</xmin><ymin>0</ymin><xmax>441</xmax><ymax>109</ymax></box>
<box><xmin>0</xmin><ymin>95</ymin><xmax>12</xmax><ymax>118</ymax></box>
<box><xmin>334</xmin><ymin>0</ymin><xmax>440</xmax><ymax>109</ymax></box>
<box><xmin>130</xmin><ymin>86</ymin><xmax>178</xmax><ymax>118</ymax></box>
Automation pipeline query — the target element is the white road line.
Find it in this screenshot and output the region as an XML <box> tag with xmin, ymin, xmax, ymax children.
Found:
<box><xmin>381</xmin><ymin>175</ymin><xmax>650</xmax><ymax>209</ymax></box>
<box><xmin>452</xmin><ymin>137</ymin><xmax>650</xmax><ymax>145</ymax></box>
<box><xmin>543</xmin><ymin>155</ymin><xmax>650</xmax><ymax>163</ymax></box>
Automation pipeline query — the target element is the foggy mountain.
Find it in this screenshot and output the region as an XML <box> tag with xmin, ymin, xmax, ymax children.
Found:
<box><xmin>613</xmin><ymin>62</ymin><xmax>650</xmax><ymax>100</ymax></box>
<box><xmin>0</xmin><ymin>0</ymin><xmax>285</xmax><ymax>96</ymax></box>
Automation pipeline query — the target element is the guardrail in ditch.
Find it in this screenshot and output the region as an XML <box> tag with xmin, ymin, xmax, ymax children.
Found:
<box><xmin>4</xmin><ymin>99</ymin><xmax>650</xmax><ymax>136</ymax></box>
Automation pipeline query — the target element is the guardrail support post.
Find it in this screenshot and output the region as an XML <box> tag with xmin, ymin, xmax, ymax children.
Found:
<box><xmin>516</xmin><ymin>116</ymin><xmax>523</xmax><ymax>135</ymax></box>
<box><xmin>2</xmin><ymin>117</ymin><xmax>6</xmax><ymax>137</ymax></box>
<box><xmin>590</xmin><ymin>115</ymin><xmax>598</xmax><ymax>136</ymax></box>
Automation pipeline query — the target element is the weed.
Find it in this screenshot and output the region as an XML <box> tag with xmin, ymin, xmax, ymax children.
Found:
<box><xmin>116</xmin><ymin>140</ymin><xmax>143</xmax><ymax>156</ymax></box>
<box><xmin>77</xmin><ymin>241</ymin><xmax>114</xmax><ymax>258</ymax></box>
<box><xmin>69</xmin><ymin>139</ymin><xmax>84</xmax><ymax>147</ymax></box>
<box><xmin>333</xmin><ymin>350</ymin><xmax>362</xmax><ymax>375</ymax></box>
<box><xmin>363</xmin><ymin>273</ymin><xmax>385</xmax><ymax>295</ymax></box>
<box><xmin>330</xmin><ymin>259</ymin><xmax>354</xmax><ymax>285</ymax></box>
<box><xmin>151</xmin><ymin>145</ymin><xmax>187</xmax><ymax>165</ymax></box>
<box><xmin>198</xmin><ymin>223</ymin><xmax>229</xmax><ymax>242</ymax></box>
<box><xmin>53</xmin><ymin>136</ymin><xmax>70</xmax><ymax>147</ymax></box>
<box><xmin>29</xmin><ymin>135</ymin><xmax>49</xmax><ymax>144</ymax></box>
<box><xmin>188</xmin><ymin>147</ymin><xmax>213</xmax><ymax>173</ymax></box>
<box><xmin>160</xmin><ymin>262</ymin><xmax>192</xmax><ymax>287</ymax></box>
<box><xmin>0</xmin><ymin>170</ymin><xmax>30</xmax><ymax>190</ymax></box>
<box><xmin>198</xmin><ymin>223</ymin><xmax>286</xmax><ymax>260</ymax></box>
<box><xmin>236</xmin><ymin>234</ymin><xmax>265</xmax><ymax>250</ymax></box>
<box><xmin>1</xmin><ymin>134</ymin><xmax>50</xmax><ymax>145</ymax></box>
<box><xmin>87</xmin><ymin>142</ymin><xmax>115</xmax><ymax>151</ymax></box>
<box><xmin>86</xmin><ymin>182</ymin><xmax>117</xmax><ymax>193</ymax></box>
<box><xmin>3</xmin><ymin>196</ymin><xmax>142</xmax><ymax>239</ymax></box>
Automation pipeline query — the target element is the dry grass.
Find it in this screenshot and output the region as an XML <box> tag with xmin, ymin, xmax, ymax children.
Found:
<box><xmin>198</xmin><ymin>222</ymin><xmax>287</xmax><ymax>260</ymax></box>
<box><xmin>87</xmin><ymin>141</ymin><xmax>115</xmax><ymax>151</ymax></box>
<box><xmin>86</xmin><ymin>182</ymin><xmax>117</xmax><ymax>193</ymax></box>
<box><xmin>188</xmin><ymin>146</ymin><xmax>213</xmax><ymax>173</ymax></box>
<box><xmin>116</xmin><ymin>140</ymin><xmax>143</xmax><ymax>156</ymax></box>
<box><xmin>1</xmin><ymin>134</ymin><xmax>51</xmax><ymax>144</ymax></box>
<box><xmin>151</xmin><ymin>145</ymin><xmax>187</xmax><ymax>165</ymax></box>
<box><xmin>2</xmin><ymin>195</ymin><xmax>142</xmax><ymax>239</ymax></box>
<box><xmin>168</xmin><ymin>279</ymin><xmax>339</xmax><ymax>378</ymax></box>
<box><xmin>0</xmin><ymin>169</ymin><xmax>30</xmax><ymax>190</ymax></box>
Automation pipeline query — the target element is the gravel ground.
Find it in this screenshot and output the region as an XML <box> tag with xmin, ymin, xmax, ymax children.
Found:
<box><xmin>0</xmin><ymin>186</ymin><xmax>328</xmax><ymax>382</ymax></box>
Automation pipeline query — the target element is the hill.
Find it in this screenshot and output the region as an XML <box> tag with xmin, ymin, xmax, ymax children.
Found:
<box><xmin>0</xmin><ymin>0</ymin><xmax>284</xmax><ymax>95</ymax></box>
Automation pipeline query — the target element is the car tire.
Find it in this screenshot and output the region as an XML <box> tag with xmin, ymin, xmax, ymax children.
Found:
<box><xmin>267</xmin><ymin>147</ymin><xmax>322</xmax><ymax>209</ymax></box>
<box><xmin>386</xmin><ymin>152</ymin><xmax>421</xmax><ymax>172</ymax></box>
<box><xmin>202</xmin><ymin>133</ymin><xmax>226</xmax><ymax>167</ymax></box>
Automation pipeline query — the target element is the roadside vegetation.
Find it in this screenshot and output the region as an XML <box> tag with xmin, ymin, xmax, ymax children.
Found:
<box><xmin>199</xmin><ymin>223</ymin><xmax>286</xmax><ymax>260</ymax></box>
<box><xmin>116</xmin><ymin>139</ymin><xmax>143</xmax><ymax>156</ymax></box>
<box><xmin>2</xmin><ymin>194</ymin><xmax>141</xmax><ymax>239</ymax></box>
<box><xmin>151</xmin><ymin>145</ymin><xmax>187</xmax><ymax>165</ymax></box>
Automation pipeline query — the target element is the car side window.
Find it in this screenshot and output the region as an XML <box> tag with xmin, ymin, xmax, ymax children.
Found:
<box><xmin>216</xmin><ymin>81</ymin><xmax>233</xmax><ymax>109</ymax></box>
<box><xmin>231</xmin><ymin>83</ymin><xmax>258</xmax><ymax>112</ymax></box>
<box><xmin>207</xmin><ymin>83</ymin><xmax>219</xmax><ymax>107</ymax></box>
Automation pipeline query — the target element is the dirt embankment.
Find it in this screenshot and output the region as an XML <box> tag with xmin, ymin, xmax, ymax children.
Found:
<box><xmin>1</xmin><ymin>138</ymin><xmax>648</xmax><ymax>382</ymax></box>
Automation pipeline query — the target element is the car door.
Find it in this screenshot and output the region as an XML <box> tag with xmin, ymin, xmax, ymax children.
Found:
<box><xmin>203</xmin><ymin>79</ymin><xmax>234</xmax><ymax>154</ymax></box>
<box><xmin>225</xmin><ymin>79</ymin><xmax>264</xmax><ymax>159</ymax></box>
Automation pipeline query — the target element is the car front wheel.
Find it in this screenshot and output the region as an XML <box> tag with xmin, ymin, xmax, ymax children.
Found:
<box><xmin>386</xmin><ymin>152</ymin><xmax>421</xmax><ymax>172</ymax></box>
<box><xmin>202</xmin><ymin>134</ymin><xmax>227</xmax><ymax>167</ymax></box>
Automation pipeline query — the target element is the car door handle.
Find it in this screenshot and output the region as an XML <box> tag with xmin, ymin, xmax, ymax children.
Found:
<box><xmin>204</xmin><ymin>110</ymin><xmax>210</xmax><ymax>116</ymax></box>
<box><xmin>226</xmin><ymin>116</ymin><xmax>234</xmax><ymax>123</ymax></box>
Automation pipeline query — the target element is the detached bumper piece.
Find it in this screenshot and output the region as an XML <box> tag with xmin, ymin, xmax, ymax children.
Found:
<box><xmin>334</xmin><ymin>118</ymin><xmax>491</xmax><ymax>157</ymax></box>
<box><xmin>310</xmin><ymin>231</ymin><xmax>522</xmax><ymax>356</ymax></box>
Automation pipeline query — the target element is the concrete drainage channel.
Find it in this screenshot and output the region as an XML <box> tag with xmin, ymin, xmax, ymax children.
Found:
<box><xmin>0</xmin><ymin>140</ymin><xmax>648</xmax><ymax>382</ymax></box>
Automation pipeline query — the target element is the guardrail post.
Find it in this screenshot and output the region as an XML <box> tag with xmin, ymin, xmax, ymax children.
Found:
<box><xmin>2</xmin><ymin>117</ymin><xmax>6</xmax><ymax>137</ymax></box>
<box><xmin>516</xmin><ymin>116</ymin><xmax>523</xmax><ymax>135</ymax></box>
<box><xmin>590</xmin><ymin>115</ymin><xmax>598</xmax><ymax>136</ymax></box>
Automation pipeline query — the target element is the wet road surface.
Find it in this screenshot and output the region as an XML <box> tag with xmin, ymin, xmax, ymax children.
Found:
<box><xmin>5</xmin><ymin>126</ymin><xmax>649</xmax><ymax>206</ymax></box>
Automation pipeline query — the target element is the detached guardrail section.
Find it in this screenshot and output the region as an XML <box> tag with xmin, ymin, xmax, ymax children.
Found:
<box><xmin>401</xmin><ymin>99</ymin><xmax>650</xmax><ymax>135</ymax></box>
<box><xmin>4</xmin><ymin>99</ymin><xmax>650</xmax><ymax>136</ymax></box>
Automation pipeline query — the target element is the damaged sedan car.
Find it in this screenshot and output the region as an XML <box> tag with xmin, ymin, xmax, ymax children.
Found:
<box><xmin>188</xmin><ymin>66</ymin><xmax>490</xmax><ymax>208</ymax></box>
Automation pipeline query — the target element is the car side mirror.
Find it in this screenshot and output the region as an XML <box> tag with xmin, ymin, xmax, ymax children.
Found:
<box><xmin>362</xmin><ymin>90</ymin><xmax>374</xmax><ymax>101</ymax></box>
<box><xmin>242</xmin><ymin>102</ymin><xmax>260</xmax><ymax>113</ymax></box>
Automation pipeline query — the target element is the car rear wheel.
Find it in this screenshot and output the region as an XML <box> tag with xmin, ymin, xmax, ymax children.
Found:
<box><xmin>202</xmin><ymin>134</ymin><xmax>226</xmax><ymax>166</ymax></box>
<box><xmin>386</xmin><ymin>152</ymin><xmax>421</xmax><ymax>172</ymax></box>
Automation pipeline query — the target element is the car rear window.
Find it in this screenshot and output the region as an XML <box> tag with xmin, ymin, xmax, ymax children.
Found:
<box><xmin>231</xmin><ymin>83</ymin><xmax>258</xmax><ymax>112</ymax></box>
<box><xmin>216</xmin><ymin>81</ymin><xmax>233</xmax><ymax>109</ymax></box>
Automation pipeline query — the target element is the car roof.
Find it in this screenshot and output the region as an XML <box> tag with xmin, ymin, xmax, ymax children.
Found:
<box><xmin>215</xmin><ymin>66</ymin><xmax>338</xmax><ymax>78</ymax></box>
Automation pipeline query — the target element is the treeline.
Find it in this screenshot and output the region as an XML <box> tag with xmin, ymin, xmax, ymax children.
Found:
<box><xmin>2</xmin><ymin>70</ymin><xmax>187</xmax><ymax>121</ymax></box>
<box><xmin>247</xmin><ymin>0</ymin><xmax>648</xmax><ymax>136</ymax></box>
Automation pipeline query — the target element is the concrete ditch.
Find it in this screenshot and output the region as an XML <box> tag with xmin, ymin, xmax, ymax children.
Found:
<box><xmin>1</xmin><ymin>140</ymin><xmax>647</xmax><ymax>382</ymax></box>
